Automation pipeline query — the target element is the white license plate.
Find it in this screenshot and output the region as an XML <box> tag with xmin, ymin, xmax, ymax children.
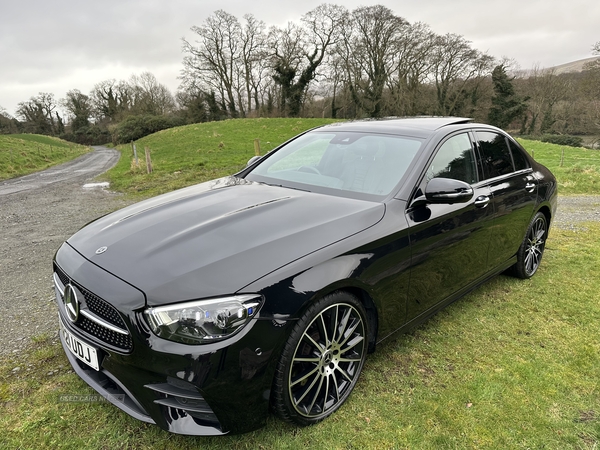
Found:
<box><xmin>60</xmin><ymin>320</ymin><xmax>100</xmax><ymax>371</ymax></box>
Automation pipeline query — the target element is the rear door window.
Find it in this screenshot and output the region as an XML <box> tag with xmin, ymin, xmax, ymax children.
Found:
<box><xmin>476</xmin><ymin>131</ymin><xmax>514</xmax><ymax>179</ymax></box>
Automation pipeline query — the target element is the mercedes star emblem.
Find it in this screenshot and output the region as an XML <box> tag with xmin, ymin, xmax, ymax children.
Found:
<box><xmin>63</xmin><ymin>284</ymin><xmax>80</xmax><ymax>323</ymax></box>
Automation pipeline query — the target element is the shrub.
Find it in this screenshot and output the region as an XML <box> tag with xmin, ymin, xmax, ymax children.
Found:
<box><xmin>113</xmin><ymin>115</ymin><xmax>185</xmax><ymax>144</ymax></box>
<box><xmin>540</xmin><ymin>134</ymin><xmax>583</xmax><ymax>147</ymax></box>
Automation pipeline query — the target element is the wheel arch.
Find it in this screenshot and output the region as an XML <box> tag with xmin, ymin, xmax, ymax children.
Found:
<box><xmin>306</xmin><ymin>284</ymin><xmax>379</xmax><ymax>354</ymax></box>
<box><xmin>537</xmin><ymin>204</ymin><xmax>552</xmax><ymax>228</ymax></box>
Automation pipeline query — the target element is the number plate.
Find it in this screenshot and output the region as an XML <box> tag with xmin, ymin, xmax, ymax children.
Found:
<box><xmin>60</xmin><ymin>320</ymin><xmax>100</xmax><ymax>371</ymax></box>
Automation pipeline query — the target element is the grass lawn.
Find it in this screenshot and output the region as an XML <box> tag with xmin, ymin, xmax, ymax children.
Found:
<box><xmin>0</xmin><ymin>134</ymin><xmax>89</xmax><ymax>181</ymax></box>
<box><xmin>1</xmin><ymin>223</ymin><xmax>599</xmax><ymax>449</ymax></box>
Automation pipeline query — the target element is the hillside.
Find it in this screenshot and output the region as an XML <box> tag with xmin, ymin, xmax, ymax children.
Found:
<box><xmin>0</xmin><ymin>134</ymin><xmax>89</xmax><ymax>181</ymax></box>
<box><xmin>108</xmin><ymin>118</ymin><xmax>339</xmax><ymax>196</ymax></box>
<box><xmin>547</xmin><ymin>56</ymin><xmax>600</xmax><ymax>74</ymax></box>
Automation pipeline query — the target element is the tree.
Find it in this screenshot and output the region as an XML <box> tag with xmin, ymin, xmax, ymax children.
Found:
<box><xmin>182</xmin><ymin>10</ymin><xmax>244</xmax><ymax>117</ymax></box>
<box><xmin>338</xmin><ymin>5</ymin><xmax>406</xmax><ymax>118</ymax></box>
<box><xmin>16</xmin><ymin>92</ymin><xmax>59</xmax><ymax>135</ymax></box>
<box><xmin>91</xmin><ymin>79</ymin><xmax>132</xmax><ymax>122</ymax></box>
<box><xmin>520</xmin><ymin>67</ymin><xmax>569</xmax><ymax>134</ymax></box>
<box><xmin>430</xmin><ymin>34</ymin><xmax>495</xmax><ymax>116</ymax></box>
<box><xmin>387</xmin><ymin>22</ymin><xmax>437</xmax><ymax>116</ymax></box>
<box><xmin>488</xmin><ymin>65</ymin><xmax>528</xmax><ymax>129</ymax></box>
<box><xmin>240</xmin><ymin>14</ymin><xmax>269</xmax><ymax>114</ymax></box>
<box><xmin>128</xmin><ymin>72</ymin><xmax>176</xmax><ymax>116</ymax></box>
<box><xmin>62</xmin><ymin>89</ymin><xmax>93</xmax><ymax>132</ymax></box>
<box><xmin>269</xmin><ymin>4</ymin><xmax>347</xmax><ymax>117</ymax></box>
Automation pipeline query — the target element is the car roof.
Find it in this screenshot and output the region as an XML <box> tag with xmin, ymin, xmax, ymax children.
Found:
<box><xmin>316</xmin><ymin>117</ymin><xmax>474</xmax><ymax>138</ymax></box>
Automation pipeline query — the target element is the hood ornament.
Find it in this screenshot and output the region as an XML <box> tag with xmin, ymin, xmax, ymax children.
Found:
<box><xmin>95</xmin><ymin>246</ymin><xmax>108</xmax><ymax>255</ymax></box>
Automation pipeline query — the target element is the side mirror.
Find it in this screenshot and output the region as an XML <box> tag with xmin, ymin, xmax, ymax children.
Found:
<box><xmin>246</xmin><ymin>155</ymin><xmax>262</xmax><ymax>167</ymax></box>
<box><xmin>424</xmin><ymin>177</ymin><xmax>473</xmax><ymax>204</ymax></box>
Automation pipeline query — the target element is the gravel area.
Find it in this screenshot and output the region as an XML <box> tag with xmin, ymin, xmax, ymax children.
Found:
<box><xmin>0</xmin><ymin>147</ymin><xmax>133</xmax><ymax>358</ymax></box>
<box><xmin>0</xmin><ymin>154</ymin><xmax>598</xmax><ymax>359</ymax></box>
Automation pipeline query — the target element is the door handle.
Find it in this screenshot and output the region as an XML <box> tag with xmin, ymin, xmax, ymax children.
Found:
<box><xmin>525</xmin><ymin>182</ymin><xmax>536</xmax><ymax>192</ymax></box>
<box><xmin>474</xmin><ymin>195</ymin><xmax>490</xmax><ymax>208</ymax></box>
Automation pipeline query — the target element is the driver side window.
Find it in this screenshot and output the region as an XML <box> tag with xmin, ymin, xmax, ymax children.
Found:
<box><xmin>426</xmin><ymin>133</ymin><xmax>477</xmax><ymax>184</ymax></box>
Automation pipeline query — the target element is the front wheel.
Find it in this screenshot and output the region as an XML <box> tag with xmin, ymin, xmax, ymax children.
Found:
<box><xmin>271</xmin><ymin>292</ymin><xmax>368</xmax><ymax>426</ymax></box>
<box><xmin>510</xmin><ymin>211</ymin><xmax>548</xmax><ymax>279</ymax></box>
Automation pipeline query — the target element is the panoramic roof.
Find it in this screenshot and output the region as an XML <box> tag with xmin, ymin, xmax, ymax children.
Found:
<box><xmin>319</xmin><ymin>117</ymin><xmax>473</xmax><ymax>137</ymax></box>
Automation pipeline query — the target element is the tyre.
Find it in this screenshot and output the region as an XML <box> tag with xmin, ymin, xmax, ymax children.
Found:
<box><xmin>272</xmin><ymin>291</ymin><xmax>368</xmax><ymax>425</ymax></box>
<box><xmin>510</xmin><ymin>211</ymin><xmax>548</xmax><ymax>279</ymax></box>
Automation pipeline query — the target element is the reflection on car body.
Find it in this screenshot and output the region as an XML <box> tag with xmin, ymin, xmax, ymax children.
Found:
<box><xmin>53</xmin><ymin>117</ymin><xmax>557</xmax><ymax>435</ymax></box>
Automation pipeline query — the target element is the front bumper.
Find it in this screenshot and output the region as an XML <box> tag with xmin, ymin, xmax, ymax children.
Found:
<box><xmin>54</xmin><ymin>243</ymin><xmax>290</xmax><ymax>435</ymax></box>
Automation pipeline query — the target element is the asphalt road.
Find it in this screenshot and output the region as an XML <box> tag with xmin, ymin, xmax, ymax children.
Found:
<box><xmin>0</xmin><ymin>146</ymin><xmax>133</xmax><ymax>357</ymax></box>
<box><xmin>0</xmin><ymin>149</ymin><xmax>598</xmax><ymax>358</ymax></box>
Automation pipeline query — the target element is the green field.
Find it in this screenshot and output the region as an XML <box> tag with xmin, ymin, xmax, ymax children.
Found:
<box><xmin>105</xmin><ymin>118</ymin><xmax>338</xmax><ymax>197</ymax></box>
<box><xmin>0</xmin><ymin>134</ymin><xmax>89</xmax><ymax>180</ymax></box>
<box><xmin>1</xmin><ymin>119</ymin><xmax>600</xmax><ymax>449</ymax></box>
<box><xmin>100</xmin><ymin>119</ymin><xmax>600</xmax><ymax>198</ymax></box>
<box><xmin>518</xmin><ymin>138</ymin><xmax>600</xmax><ymax>195</ymax></box>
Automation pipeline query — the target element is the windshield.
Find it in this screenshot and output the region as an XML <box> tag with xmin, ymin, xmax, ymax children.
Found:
<box><xmin>245</xmin><ymin>131</ymin><xmax>422</xmax><ymax>200</ymax></box>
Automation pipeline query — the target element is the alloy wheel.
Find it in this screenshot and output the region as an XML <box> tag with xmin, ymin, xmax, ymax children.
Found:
<box><xmin>288</xmin><ymin>302</ymin><xmax>366</xmax><ymax>418</ymax></box>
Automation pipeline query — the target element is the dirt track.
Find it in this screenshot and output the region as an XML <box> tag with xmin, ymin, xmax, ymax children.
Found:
<box><xmin>0</xmin><ymin>150</ymin><xmax>598</xmax><ymax>357</ymax></box>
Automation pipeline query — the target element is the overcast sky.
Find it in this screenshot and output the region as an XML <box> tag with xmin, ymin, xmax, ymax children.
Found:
<box><xmin>1</xmin><ymin>0</ymin><xmax>598</xmax><ymax>117</ymax></box>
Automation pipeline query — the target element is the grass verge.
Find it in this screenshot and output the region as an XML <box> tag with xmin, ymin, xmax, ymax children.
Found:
<box><xmin>2</xmin><ymin>222</ymin><xmax>599</xmax><ymax>449</ymax></box>
<box><xmin>0</xmin><ymin>134</ymin><xmax>89</xmax><ymax>181</ymax></box>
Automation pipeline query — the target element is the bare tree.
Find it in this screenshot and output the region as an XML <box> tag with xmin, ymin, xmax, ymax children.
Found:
<box><xmin>239</xmin><ymin>14</ymin><xmax>269</xmax><ymax>115</ymax></box>
<box><xmin>269</xmin><ymin>4</ymin><xmax>347</xmax><ymax>117</ymax></box>
<box><xmin>338</xmin><ymin>5</ymin><xmax>406</xmax><ymax>118</ymax></box>
<box><xmin>387</xmin><ymin>22</ymin><xmax>437</xmax><ymax>115</ymax></box>
<box><xmin>182</xmin><ymin>10</ymin><xmax>243</xmax><ymax>117</ymax></box>
<box><xmin>128</xmin><ymin>72</ymin><xmax>176</xmax><ymax>116</ymax></box>
<box><xmin>91</xmin><ymin>79</ymin><xmax>132</xmax><ymax>122</ymax></box>
<box><xmin>520</xmin><ymin>66</ymin><xmax>569</xmax><ymax>134</ymax></box>
<box><xmin>16</xmin><ymin>92</ymin><xmax>58</xmax><ymax>135</ymax></box>
<box><xmin>430</xmin><ymin>33</ymin><xmax>495</xmax><ymax>116</ymax></box>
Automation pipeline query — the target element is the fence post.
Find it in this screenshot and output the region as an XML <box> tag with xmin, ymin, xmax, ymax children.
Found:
<box><xmin>254</xmin><ymin>139</ymin><xmax>261</xmax><ymax>156</ymax></box>
<box><xmin>144</xmin><ymin>147</ymin><xmax>153</xmax><ymax>174</ymax></box>
<box><xmin>560</xmin><ymin>148</ymin><xmax>564</xmax><ymax>167</ymax></box>
<box><xmin>133</xmin><ymin>143</ymin><xmax>139</xmax><ymax>166</ymax></box>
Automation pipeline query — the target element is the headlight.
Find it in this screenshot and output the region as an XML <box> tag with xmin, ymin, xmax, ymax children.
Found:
<box><xmin>144</xmin><ymin>294</ymin><xmax>263</xmax><ymax>344</ymax></box>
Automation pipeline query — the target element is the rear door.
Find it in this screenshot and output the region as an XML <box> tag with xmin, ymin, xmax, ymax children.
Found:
<box><xmin>474</xmin><ymin>130</ymin><xmax>537</xmax><ymax>270</ymax></box>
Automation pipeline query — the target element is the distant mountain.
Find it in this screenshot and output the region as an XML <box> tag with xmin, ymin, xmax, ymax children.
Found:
<box><xmin>548</xmin><ymin>56</ymin><xmax>600</xmax><ymax>74</ymax></box>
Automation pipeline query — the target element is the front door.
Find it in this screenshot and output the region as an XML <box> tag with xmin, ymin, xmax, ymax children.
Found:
<box><xmin>405</xmin><ymin>132</ymin><xmax>494</xmax><ymax>321</ymax></box>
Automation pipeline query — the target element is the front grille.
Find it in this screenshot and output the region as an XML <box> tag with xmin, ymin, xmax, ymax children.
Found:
<box><xmin>78</xmin><ymin>315</ymin><xmax>133</xmax><ymax>350</ymax></box>
<box><xmin>78</xmin><ymin>284</ymin><xmax>127</xmax><ymax>330</ymax></box>
<box><xmin>54</xmin><ymin>263</ymin><xmax>133</xmax><ymax>352</ymax></box>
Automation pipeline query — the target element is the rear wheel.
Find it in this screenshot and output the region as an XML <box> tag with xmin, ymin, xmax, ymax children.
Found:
<box><xmin>272</xmin><ymin>292</ymin><xmax>368</xmax><ymax>425</ymax></box>
<box><xmin>510</xmin><ymin>211</ymin><xmax>548</xmax><ymax>279</ymax></box>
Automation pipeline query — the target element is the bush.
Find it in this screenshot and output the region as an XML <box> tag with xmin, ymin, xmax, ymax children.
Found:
<box><xmin>113</xmin><ymin>115</ymin><xmax>185</xmax><ymax>144</ymax></box>
<box><xmin>540</xmin><ymin>134</ymin><xmax>584</xmax><ymax>147</ymax></box>
<box><xmin>61</xmin><ymin>125</ymin><xmax>112</xmax><ymax>146</ymax></box>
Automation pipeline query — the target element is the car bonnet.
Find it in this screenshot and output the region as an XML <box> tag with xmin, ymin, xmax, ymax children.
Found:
<box><xmin>66</xmin><ymin>177</ymin><xmax>385</xmax><ymax>305</ymax></box>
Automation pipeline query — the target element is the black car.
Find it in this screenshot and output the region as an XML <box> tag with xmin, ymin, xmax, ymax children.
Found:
<box><xmin>53</xmin><ymin>117</ymin><xmax>557</xmax><ymax>435</ymax></box>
